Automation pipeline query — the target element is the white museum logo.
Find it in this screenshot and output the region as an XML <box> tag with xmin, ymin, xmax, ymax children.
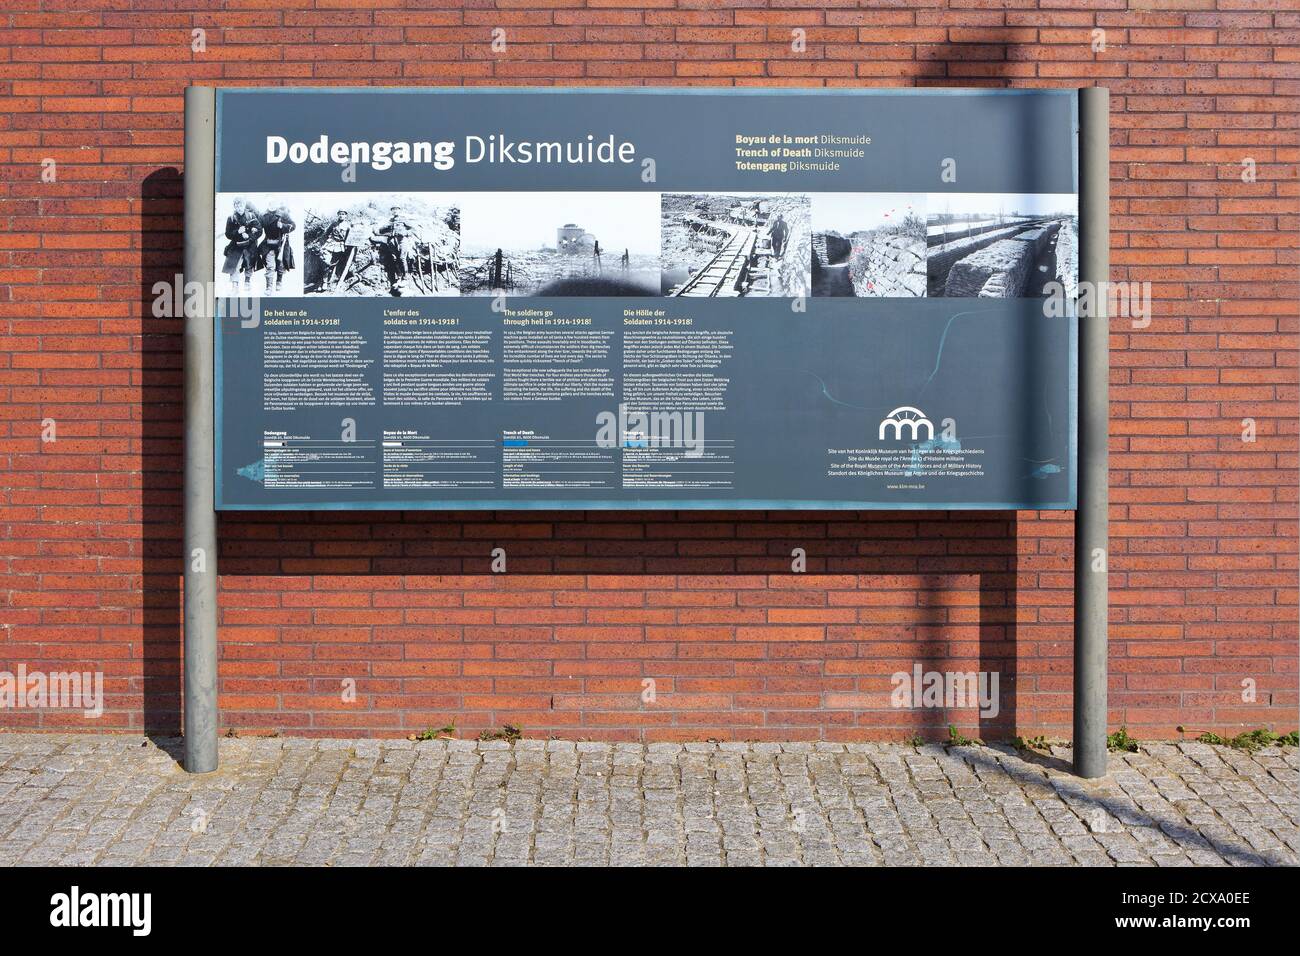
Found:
<box><xmin>878</xmin><ymin>406</ymin><xmax>934</xmax><ymax>442</ymax></box>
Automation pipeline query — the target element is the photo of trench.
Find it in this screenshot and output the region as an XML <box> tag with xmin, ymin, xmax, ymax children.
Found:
<box><xmin>926</xmin><ymin>193</ymin><xmax>1077</xmax><ymax>299</ymax></box>
<box><xmin>811</xmin><ymin>194</ymin><xmax>926</xmax><ymax>298</ymax></box>
<box><xmin>660</xmin><ymin>193</ymin><xmax>811</xmax><ymax>298</ymax></box>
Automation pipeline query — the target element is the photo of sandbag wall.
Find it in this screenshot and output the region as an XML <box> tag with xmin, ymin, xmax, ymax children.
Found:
<box><xmin>926</xmin><ymin>193</ymin><xmax>1077</xmax><ymax>299</ymax></box>
<box><xmin>810</xmin><ymin>194</ymin><xmax>926</xmax><ymax>298</ymax></box>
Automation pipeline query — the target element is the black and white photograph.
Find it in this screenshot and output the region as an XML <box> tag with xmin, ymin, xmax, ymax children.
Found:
<box><xmin>811</xmin><ymin>194</ymin><xmax>926</xmax><ymax>298</ymax></box>
<box><xmin>214</xmin><ymin>193</ymin><xmax>304</xmax><ymax>297</ymax></box>
<box><xmin>457</xmin><ymin>192</ymin><xmax>659</xmax><ymax>296</ymax></box>
<box><xmin>926</xmin><ymin>193</ymin><xmax>1077</xmax><ymax>298</ymax></box>
<box><xmin>660</xmin><ymin>193</ymin><xmax>811</xmax><ymax>298</ymax></box>
<box><xmin>299</xmin><ymin>194</ymin><xmax>461</xmax><ymax>297</ymax></box>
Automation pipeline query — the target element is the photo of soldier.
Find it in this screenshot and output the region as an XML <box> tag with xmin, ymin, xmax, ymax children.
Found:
<box><xmin>301</xmin><ymin>195</ymin><xmax>460</xmax><ymax>297</ymax></box>
<box><xmin>213</xmin><ymin>194</ymin><xmax>305</xmax><ymax>297</ymax></box>
<box><xmin>371</xmin><ymin>206</ymin><xmax>422</xmax><ymax>295</ymax></box>
<box><xmin>221</xmin><ymin>198</ymin><xmax>262</xmax><ymax>292</ymax></box>
<box><xmin>257</xmin><ymin>204</ymin><xmax>296</xmax><ymax>294</ymax></box>
<box><xmin>767</xmin><ymin>212</ymin><xmax>789</xmax><ymax>260</ymax></box>
<box><xmin>318</xmin><ymin>210</ymin><xmax>358</xmax><ymax>291</ymax></box>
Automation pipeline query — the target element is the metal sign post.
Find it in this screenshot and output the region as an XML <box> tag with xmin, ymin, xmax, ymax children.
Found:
<box><xmin>183</xmin><ymin>87</ymin><xmax>219</xmax><ymax>773</ymax></box>
<box><xmin>1074</xmin><ymin>87</ymin><xmax>1111</xmax><ymax>778</ymax></box>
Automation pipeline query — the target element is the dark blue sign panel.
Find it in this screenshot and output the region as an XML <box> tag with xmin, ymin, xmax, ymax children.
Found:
<box><xmin>213</xmin><ymin>88</ymin><xmax>1078</xmax><ymax>511</ymax></box>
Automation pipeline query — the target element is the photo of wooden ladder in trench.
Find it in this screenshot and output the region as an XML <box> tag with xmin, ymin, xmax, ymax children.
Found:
<box><xmin>671</xmin><ymin>210</ymin><xmax>774</xmax><ymax>297</ymax></box>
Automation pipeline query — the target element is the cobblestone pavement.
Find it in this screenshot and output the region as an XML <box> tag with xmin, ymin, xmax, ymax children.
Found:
<box><xmin>0</xmin><ymin>734</ymin><xmax>1295</xmax><ymax>866</ymax></box>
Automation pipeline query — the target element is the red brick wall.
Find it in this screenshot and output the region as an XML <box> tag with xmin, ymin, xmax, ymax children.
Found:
<box><xmin>1</xmin><ymin>1</ymin><xmax>1296</xmax><ymax>743</ymax></box>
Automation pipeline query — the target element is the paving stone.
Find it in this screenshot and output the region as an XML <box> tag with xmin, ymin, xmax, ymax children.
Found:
<box><xmin>0</xmin><ymin>734</ymin><xmax>1294</xmax><ymax>866</ymax></box>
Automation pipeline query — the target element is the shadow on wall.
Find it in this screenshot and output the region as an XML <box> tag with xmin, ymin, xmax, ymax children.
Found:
<box><xmin>914</xmin><ymin>35</ymin><xmax>1057</xmax><ymax>194</ymax></box>
<box><xmin>204</xmin><ymin>509</ymin><xmax>1024</xmax><ymax>743</ymax></box>
<box><xmin>139</xmin><ymin>168</ymin><xmax>185</xmax><ymax>744</ymax></box>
